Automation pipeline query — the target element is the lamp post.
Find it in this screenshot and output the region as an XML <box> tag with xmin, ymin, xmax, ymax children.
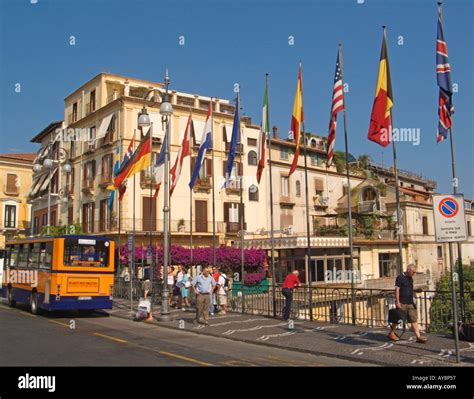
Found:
<box><xmin>137</xmin><ymin>70</ymin><xmax>173</xmax><ymax>321</ymax></box>
<box><xmin>33</xmin><ymin>140</ymin><xmax>71</xmax><ymax>236</ymax></box>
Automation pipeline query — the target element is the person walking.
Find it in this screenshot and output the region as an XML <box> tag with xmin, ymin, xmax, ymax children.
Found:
<box><xmin>180</xmin><ymin>267</ymin><xmax>191</xmax><ymax>310</ymax></box>
<box><xmin>167</xmin><ymin>266</ymin><xmax>175</xmax><ymax>307</ymax></box>
<box><xmin>191</xmin><ymin>267</ymin><xmax>216</xmax><ymax>325</ymax></box>
<box><xmin>282</xmin><ymin>270</ymin><xmax>301</xmax><ymax>321</ymax></box>
<box><xmin>388</xmin><ymin>264</ymin><xmax>427</xmax><ymax>343</ymax></box>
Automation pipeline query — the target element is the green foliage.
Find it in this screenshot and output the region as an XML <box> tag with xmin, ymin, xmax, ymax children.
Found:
<box><xmin>430</xmin><ymin>265</ymin><xmax>473</xmax><ymax>333</ymax></box>
<box><xmin>316</xmin><ymin>225</ymin><xmax>348</xmax><ymax>237</ymax></box>
<box><xmin>40</xmin><ymin>223</ymin><xmax>83</xmax><ymax>237</ymax></box>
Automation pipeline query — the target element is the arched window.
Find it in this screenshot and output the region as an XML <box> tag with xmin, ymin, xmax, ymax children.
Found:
<box><xmin>295</xmin><ymin>180</ymin><xmax>301</xmax><ymax>197</ymax></box>
<box><xmin>362</xmin><ymin>187</ymin><xmax>377</xmax><ymax>201</ymax></box>
<box><xmin>249</xmin><ymin>185</ymin><xmax>259</xmax><ymax>201</ymax></box>
<box><xmin>248</xmin><ymin>150</ymin><xmax>258</xmax><ymax>166</ymax></box>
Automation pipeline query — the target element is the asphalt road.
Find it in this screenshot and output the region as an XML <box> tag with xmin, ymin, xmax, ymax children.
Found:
<box><xmin>0</xmin><ymin>303</ymin><xmax>369</xmax><ymax>367</ymax></box>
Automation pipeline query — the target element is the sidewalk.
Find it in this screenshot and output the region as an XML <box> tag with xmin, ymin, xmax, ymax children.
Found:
<box><xmin>108</xmin><ymin>298</ymin><xmax>474</xmax><ymax>367</ymax></box>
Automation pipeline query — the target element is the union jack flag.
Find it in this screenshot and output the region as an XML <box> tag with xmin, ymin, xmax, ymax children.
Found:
<box><xmin>436</xmin><ymin>3</ymin><xmax>454</xmax><ymax>143</ymax></box>
<box><xmin>327</xmin><ymin>48</ymin><xmax>344</xmax><ymax>165</ymax></box>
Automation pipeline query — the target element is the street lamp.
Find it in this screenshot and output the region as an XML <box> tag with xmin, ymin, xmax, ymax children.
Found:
<box><xmin>32</xmin><ymin>141</ymin><xmax>70</xmax><ymax>236</ymax></box>
<box><xmin>157</xmin><ymin>69</ymin><xmax>173</xmax><ymax>321</ymax></box>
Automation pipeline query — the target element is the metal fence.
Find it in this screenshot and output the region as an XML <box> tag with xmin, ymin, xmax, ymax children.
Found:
<box><xmin>113</xmin><ymin>279</ymin><xmax>472</xmax><ymax>332</ymax></box>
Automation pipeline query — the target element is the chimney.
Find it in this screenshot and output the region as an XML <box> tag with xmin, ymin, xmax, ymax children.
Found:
<box><xmin>272</xmin><ymin>125</ymin><xmax>278</xmax><ymax>139</ymax></box>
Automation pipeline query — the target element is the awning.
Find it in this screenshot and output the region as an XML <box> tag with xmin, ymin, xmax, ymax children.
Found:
<box><xmin>30</xmin><ymin>173</ymin><xmax>48</xmax><ymax>197</ymax></box>
<box><xmin>96</xmin><ymin>113</ymin><xmax>115</xmax><ymax>140</ymax></box>
<box><xmin>38</xmin><ymin>169</ymin><xmax>57</xmax><ymax>193</ymax></box>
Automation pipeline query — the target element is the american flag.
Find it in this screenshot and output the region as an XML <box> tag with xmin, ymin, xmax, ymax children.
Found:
<box><xmin>327</xmin><ymin>48</ymin><xmax>344</xmax><ymax>165</ymax></box>
<box><xmin>436</xmin><ymin>2</ymin><xmax>454</xmax><ymax>143</ymax></box>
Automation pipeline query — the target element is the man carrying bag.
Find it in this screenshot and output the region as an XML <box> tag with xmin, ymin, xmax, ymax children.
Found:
<box><xmin>388</xmin><ymin>264</ymin><xmax>427</xmax><ymax>343</ymax></box>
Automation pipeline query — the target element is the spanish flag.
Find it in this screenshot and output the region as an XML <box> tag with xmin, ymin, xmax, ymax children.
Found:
<box><xmin>289</xmin><ymin>63</ymin><xmax>304</xmax><ymax>177</ymax></box>
<box><xmin>368</xmin><ymin>29</ymin><xmax>393</xmax><ymax>147</ymax></box>
<box><xmin>113</xmin><ymin>131</ymin><xmax>151</xmax><ymax>189</ymax></box>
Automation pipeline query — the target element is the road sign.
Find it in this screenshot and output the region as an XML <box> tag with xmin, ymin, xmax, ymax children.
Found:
<box><xmin>433</xmin><ymin>194</ymin><xmax>467</xmax><ymax>243</ymax></box>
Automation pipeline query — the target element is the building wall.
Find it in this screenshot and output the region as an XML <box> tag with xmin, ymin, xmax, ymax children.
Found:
<box><xmin>0</xmin><ymin>156</ymin><xmax>34</xmax><ymax>249</ymax></box>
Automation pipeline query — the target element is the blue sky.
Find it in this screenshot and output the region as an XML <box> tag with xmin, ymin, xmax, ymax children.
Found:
<box><xmin>0</xmin><ymin>0</ymin><xmax>473</xmax><ymax>197</ymax></box>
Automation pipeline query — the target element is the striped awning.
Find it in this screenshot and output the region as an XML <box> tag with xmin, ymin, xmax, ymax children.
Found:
<box><xmin>30</xmin><ymin>173</ymin><xmax>48</xmax><ymax>197</ymax></box>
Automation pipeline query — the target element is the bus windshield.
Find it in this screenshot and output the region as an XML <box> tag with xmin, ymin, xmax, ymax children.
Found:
<box><xmin>63</xmin><ymin>238</ymin><xmax>110</xmax><ymax>267</ymax></box>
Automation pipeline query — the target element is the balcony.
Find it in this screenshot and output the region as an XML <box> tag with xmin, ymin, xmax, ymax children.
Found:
<box><xmin>82</xmin><ymin>179</ymin><xmax>95</xmax><ymax>194</ymax></box>
<box><xmin>193</xmin><ymin>177</ymin><xmax>212</xmax><ymax>191</ymax></box>
<box><xmin>358</xmin><ymin>199</ymin><xmax>386</xmax><ymax>214</ymax></box>
<box><xmin>84</xmin><ymin>142</ymin><xmax>96</xmax><ymax>154</ymax></box>
<box><xmin>225</xmin><ymin>142</ymin><xmax>244</xmax><ymax>153</ymax></box>
<box><xmin>98</xmin><ymin>175</ymin><xmax>113</xmax><ymax>189</ymax></box>
<box><xmin>226</xmin><ymin>221</ymin><xmax>247</xmax><ymax>234</ymax></box>
<box><xmin>313</xmin><ymin>195</ymin><xmax>329</xmax><ymax>208</ymax></box>
<box><xmin>279</xmin><ymin>196</ymin><xmax>295</xmax><ymax>206</ymax></box>
<box><xmin>140</xmin><ymin>171</ymin><xmax>155</xmax><ymax>189</ymax></box>
<box><xmin>224</xmin><ymin>178</ymin><xmax>242</xmax><ymax>194</ymax></box>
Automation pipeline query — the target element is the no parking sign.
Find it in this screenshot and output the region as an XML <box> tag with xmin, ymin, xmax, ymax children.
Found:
<box><xmin>433</xmin><ymin>194</ymin><xmax>468</xmax><ymax>242</ymax></box>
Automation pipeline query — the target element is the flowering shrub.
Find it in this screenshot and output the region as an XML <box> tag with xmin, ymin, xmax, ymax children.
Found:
<box><xmin>118</xmin><ymin>244</ymin><xmax>267</xmax><ymax>285</ymax></box>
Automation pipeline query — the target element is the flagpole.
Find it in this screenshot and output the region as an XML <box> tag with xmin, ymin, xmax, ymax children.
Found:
<box><xmin>266</xmin><ymin>73</ymin><xmax>277</xmax><ymax>318</ymax></box>
<box><xmin>149</xmin><ymin>123</ymin><xmax>153</xmax><ymax>278</ymax></box>
<box><xmin>437</xmin><ymin>0</ymin><xmax>466</xmax><ymax>322</ymax></box>
<box><xmin>131</xmin><ymin>129</ymin><xmax>136</xmax><ymax>315</ymax></box>
<box><xmin>189</xmin><ymin>110</ymin><xmax>193</xmax><ymax>269</ymax></box>
<box><xmin>380</xmin><ymin>26</ymin><xmax>404</xmax><ymax>275</ymax></box>
<box><xmin>338</xmin><ymin>43</ymin><xmax>356</xmax><ymax>325</ymax></box>
<box><xmin>211</xmin><ymin>99</ymin><xmax>217</xmax><ymax>267</ymax></box>
<box><xmin>298</xmin><ymin>62</ymin><xmax>313</xmax><ymax>321</ymax></box>
<box><xmin>238</xmin><ymin>90</ymin><xmax>245</xmax><ymax>312</ymax></box>
<box><xmin>117</xmin><ymin>115</ymin><xmax>123</xmax><ymax>278</ymax></box>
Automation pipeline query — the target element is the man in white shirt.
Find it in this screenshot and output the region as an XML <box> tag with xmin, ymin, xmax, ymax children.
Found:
<box><xmin>217</xmin><ymin>272</ymin><xmax>229</xmax><ymax>314</ymax></box>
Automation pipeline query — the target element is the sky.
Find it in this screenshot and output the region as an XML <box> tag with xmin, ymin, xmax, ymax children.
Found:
<box><xmin>0</xmin><ymin>0</ymin><xmax>473</xmax><ymax>197</ymax></box>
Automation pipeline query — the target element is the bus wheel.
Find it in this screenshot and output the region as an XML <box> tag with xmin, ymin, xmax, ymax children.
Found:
<box><xmin>7</xmin><ymin>287</ymin><xmax>16</xmax><ymax>307</ymax></box>
<box><xmin>30</xmin><ymin>291</ymin><xmax>39</xmax><ymax>315</ymax></box>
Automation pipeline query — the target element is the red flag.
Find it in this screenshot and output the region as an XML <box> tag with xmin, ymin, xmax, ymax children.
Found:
<box><xmin>170</xmin><ymin>115</ymin><xmax>191</xmax><ymax>195</ymax></box>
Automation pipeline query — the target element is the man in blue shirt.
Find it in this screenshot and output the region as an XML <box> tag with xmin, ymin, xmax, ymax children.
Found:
<box><xmin>191</xmin><ymin>267</ymin><xmax>216</xmax><ymax>325</ymax></box>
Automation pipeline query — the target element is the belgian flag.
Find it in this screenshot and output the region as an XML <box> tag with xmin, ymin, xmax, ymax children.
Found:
<box><xmin>368</xmin><ymin>29</ymin><xmax>393</xmax><ymax>147</ymax></box>
<box><xmin>113</xmin><ymin>130</ymin><xmax>151</xmax><ymax>189</ymax></box>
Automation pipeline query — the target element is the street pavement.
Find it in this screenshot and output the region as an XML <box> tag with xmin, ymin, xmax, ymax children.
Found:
<box><xmin>109</xmin><ymin>298</ymin><xmax>474</xmax><ymax>367</ymax></box>
<box><xmin>0</xmin><ymin>301</ymin><xmax>364</xmax><ymax>367</ymax></box>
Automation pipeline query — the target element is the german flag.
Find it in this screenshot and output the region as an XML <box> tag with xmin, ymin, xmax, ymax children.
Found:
<box><xmin>368</xmin><ymin>29</ymin><xmax>393</xmax><ymax>147</ymax></box>
<box><xmin>113</xmin><ymin>131</ymin><xmax>151</xmax><ymax>189</ymax></box>
<box><xmin>288</xmin><ymin>63</ymin><xmax>304</xmax><ymax>177</ymax></box>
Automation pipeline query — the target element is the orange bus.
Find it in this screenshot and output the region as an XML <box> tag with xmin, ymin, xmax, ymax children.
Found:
<box><xmin>2</xmin><ymin>236</ymin><xmax>115</xmax><ymax>314</ymax></box>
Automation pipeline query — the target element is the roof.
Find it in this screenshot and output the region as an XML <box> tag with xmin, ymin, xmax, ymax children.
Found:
<box><xmin>30</xmin><ymin>121</ymin><xmax>63</xmax><ymax>143</ymax></box>
<box><xmin>0</xmin><ymin>152</ymin><xmax>36</xmax><ymax>163</ymax></box>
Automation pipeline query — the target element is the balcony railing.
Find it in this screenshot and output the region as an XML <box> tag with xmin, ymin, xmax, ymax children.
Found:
<box><xmin>358</xmin><ymin>199</ymin><xmax>386</xmax><ymax>214</ymax></box>
<box><xmin>98</xmin><ymin>175</ymin><xmax>113</xmax><ymax>188</ymax></box>
<box><xmin>82</xmin><ymin>179</ymin><xmax>95</xmax><ymax>194</ymax></box>
<box><xmin>193</xmin><ymin>177</ymin><xmax>212</xmax><ymax>191</ymax></box>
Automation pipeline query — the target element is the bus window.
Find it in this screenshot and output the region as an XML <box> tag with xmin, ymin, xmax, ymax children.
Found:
<box><xmin>29</xmin><ymin>243</ymin><xmax>41</xmax><ymax>269</ymax></box>
<box><xmin>63</xmin><ymin>238</ymin><xmax>109</xmax><ymax>267</ymax></box>
<box><xmin>39</xmin><ymin>242</ymin><xmax>52</xmax><ymax>270</ymax></box>
<box><xmin>8</xmin><ymin>245</ymin><xmax>19</xmax><ymax>267</ymax></box>
<box><xmin>17</xmin><ymin>244</ymin><xmax>28</xmax><ymax>268</ymax></box>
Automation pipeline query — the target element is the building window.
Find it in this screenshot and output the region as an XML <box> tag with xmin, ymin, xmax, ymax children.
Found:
<box><xmin>5</xmin><ymin>173</ymin><xmax>19</xmax><ymax>195</ymax></box>
<box><xmin>68</xmin><ymin>207</ymin><xmax>74</xmax><ymax>227</ymax></box>
<box><xmin>4</xmin><ymin>204</ymin><xmax>16</xmax><ymax>228</ymax></box>
<box><xmin>33</xmin><ymin>216</ymin><xmax>39</xmax><ymax>235</ymax></box>
<box><xmin>88</xmin><ymin>126</ymin><xmax>96</xmax><ymax>151</ymax></box>
<box><xmin>281</xmin><ymin>176</ymin><xmax>289</xmax><ymax>197</ymax></box>
<box><xmin>99</xmin><ymin>199</ymin><xmax>112</xmax><ymax>232</ymax></box>
<box><xmin>437</xmin><ymin>245</ymin><xmax>443</xmax><ymax>259</ymax></box>
<box><xmin>82</xmin><ymin>202</ymin><xmax>95</xmax><ymax>233</ymax></box>
<box><xmin>195</xmin><ymin>200</ymin><xmax>208</xmax><ymax>233</ymax></box>
<box><xmin>90</xmin><ymin>90</ymin><xmax>96</xmax><ymax>112</ymax></box>
<box><xmin>50</xmin><ymin>210</ymin><xmax>57</xmax><ymax>227</ymax></box>
<box><xmin>72</xmin><ymin>102</ymin><xmax>78</xmax><ymax>122</ymax></box>
<box><xmin>467</xmin><ymin>220</ymin><xmax>472</xmax><ymax>237</ymax></box>
<box><xmin>379</xmin><ymin>253</ymin><xmax>397</xmax><ymax>278</ymax></box>
<box><xmin>280</xmin><ymin>146</ymin><xmax>289</xmax><ymax>160</ymax></box>
<box><xmin>296</xmin><ymin>180</ymin><xmax>301</xmax><ymax>197</ymax></box>
<box><xmin>248</xmin><ymin>150</ymin><xmax>258</xmax><ymax>166</ymax></box>
<box><xmin>247</xmin><ymin>138</ymin><xmax>257</xmax><ymax>147</ymax></box>
<box><xmin>314</xmin><ymin>178</ymin><xmax>324</xmax><ymax>196</ymax></box>
<box><xmin>142</xmin><ymin>197</ymin><xmax>157</xmax><ymax>231</ymax></box>
<box><xmin>422</xmin><ymin>216</ymin><xmax>429</xmax><ymax>235</ymax></box>
<box><xmin>83</xmin><ymin>160</ymin><xmax>96</xmax><ymax>189</ymax></box>
<box><xmin>249</xmin><ymin>185</ymin><xmax>259</xmax><ymax>201</ymax></box>
<box><xmin>342</xmin><ymin>183</ymin><xmax>349</xmax><ymax>196</ymax></box>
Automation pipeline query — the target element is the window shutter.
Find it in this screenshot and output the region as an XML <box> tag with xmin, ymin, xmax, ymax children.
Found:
<box><xmin>238</xmin><ymin>162</ymin><xmax>243</xmax><ymax>176</ymax></box>
<box><xmin>223</xmin><ymin>161</ymin><xmax>227</xmax><ymax>177</ymax></box>
<box><xmin>6</xmin><ymin>174</ymin><xmax>17</xmax><ymax>193</ymax></box>
<box><xmin>92</xmin><ymin>160</ymin><xmax>96</xmax><ymax>179</ymax></box>
<box><xmin>206</xmin><ymin>158</ymin><xmax>212</xmax><ymax>177</ymax></box>
<box><xmin>224</xmin><ymin>203</ymin><xmax>230</xmax><ymax>222</ymax></box>
<box><xmin>191</xmin><ymin>157</ymin><xmax>196</xmax><ymax>172</ymax></box>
